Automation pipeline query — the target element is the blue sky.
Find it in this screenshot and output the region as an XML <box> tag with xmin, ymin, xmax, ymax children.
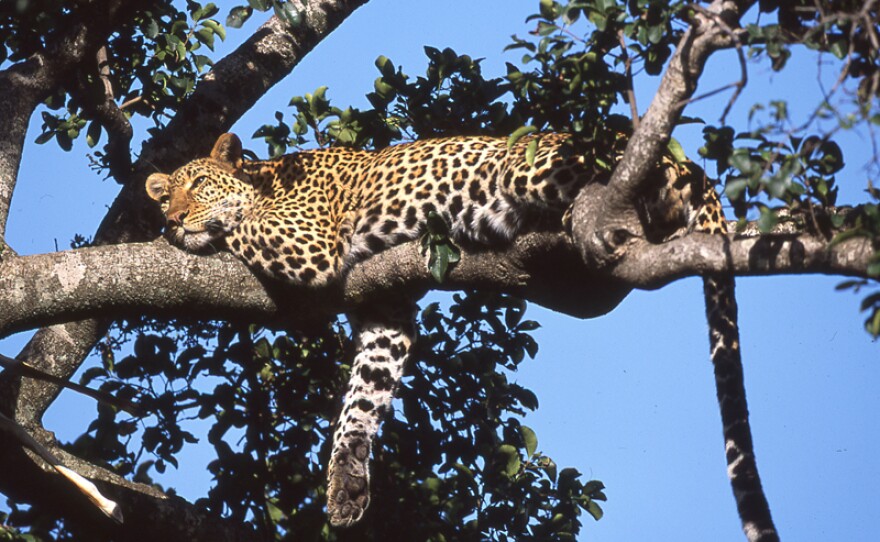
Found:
<box><xmin>2</xmin><ymin>1</ymin><xmax>879</xmax><ymax>540</ymax></box>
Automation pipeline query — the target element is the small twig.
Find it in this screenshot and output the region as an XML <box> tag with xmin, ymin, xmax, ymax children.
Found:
<box><xmin>68</xmin><ymin>45</ymin><xmax>134</xmax><ymax>182</ymax></box>
<box><xmin>683</xmin><ymin>81</ymin><xmax>747</xmax><ymax>107</ymax></box>
<box><xmin>119</xmin><ymin>95</ymin><xmax>144</xmax><ymax>110</ymax></box>
<box><xmin>0</xmin><ymin>353</ymin><xmax>144</xmax><ymax>416</ymax></box>
<box><xmin>618</xmin><ymin>29</ymin><xmax>639</xmax><ymax>130</ymax></box>
<box><xmin>681</xmin><ymin>4</ymin><xmax>748</xmax><ymax>124</ymax></box>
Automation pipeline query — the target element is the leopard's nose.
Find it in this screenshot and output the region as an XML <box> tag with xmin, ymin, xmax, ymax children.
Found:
<box><xmin>167</xmin><ymin>210</ymin><xmax>189</xmax><ymax>227</ymax></box>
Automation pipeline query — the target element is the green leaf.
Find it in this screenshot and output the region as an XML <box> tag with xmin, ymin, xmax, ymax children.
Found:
<box><xmin>724</xmin><ymin>178</ymin><xmax>748</xmax><ymax>201</ymax></box>
<box><xmin>247</xmin><ymin>0</ymin><xmax>270</xmax><ymax>10</ymax></box>
<box><xmin>646</xmin><ymin>23</ymin><xmax>664</xmax><ymax>44</ymax></box>
<box><xmin>254</xmin><ymin>338</ymin><xmax>272</xmax><ymax>360</ymax></box>
<box><xmin>868</xmin><ymin>308</ymin><xmax>880</xmax><ymax>337</ymax></box>
<box><xmin>496</xmin><ymin>444</ymin><xmax>521</xmax><ymax>477</ymax></box>
<box><xmin>193</xmin><ymin>54</ymin><xmax>213</xmax><ymax>72</ymax></box>
<box><xmin>828</xmin><ymin>37</ymin><xmax>847</xmax><ymax>59</ymax></box>
<box><xmin>86</xmin><ymin>121</ymin><xmax>102</xmax><ymax>148</ymax></box>
<box><xmin>507</xmin><ymin>125</ymin><xmax>537</xmax><ymax>148</ymax></box>
<box><xmin>143</xmin><ymin>18</ymin><xmax>160</xmax><ymax>39</ymax></box>
<box><xmin>34</xmin><ymin>131</ymin><xmax>54</xmax><ymax>145</ymax></box>
<box><xmin>274</xmin><ymin>1</ymin><xmax>301</xmax><ymax>27</ymax></box>
<box><xmin>194</xmin><ymin>3</ymin><xmax>220</xmax><ymax>21</ymax></box>
<box><xmin>729</xmin><ymin>149</ymin><xmax>756</xmax><ymax>175</ymax></box>
<box><xmin>586</xmin><ymin>500</ymin><xmax>604</xmax><ymax>521</ymax></box>
<box><xmin>195</xmin><ymin>28</ymin><xmax>215</xmax><ymax>50</ymax></box>
<box><xmin>520</xmin><ymin>425</ymin><xmax>538</xmax><ymax>457</ymax></box>
<box><xmin>226</xmin><ymin>6</ymin><xmax>252</xmax><ymax>28</ymax></box>
<box><xmin>266</xmin><ymin>499</ymin><xmax>283</xmax><ymax>522</ymax></box>
<box><xmin>56</xmin><ymin>131</ymin><xmax>72</xmax><ymax>151</ymax></box>
<box><xmin>666</xmin><ymin>138</ymin><xmax>687</xmax><ymax>163</ymax></box>
<box><xmin>757</xmin><ymin>207</ymin><xmax>777</xmax><ymax>233</ymax></box>
<box><xmin>544</xmin><ymin>458</ymin><xmax>558</xmax><ymax>482</ymax></box>
<box><xmin>422</xmin><ymin>211</ymin><xmax>460</xmax><ymax>282</ymax></box>
<box><xmin>525</xmin><ymin>138</ymin><xmax>538</xmax><ymax>166</ymax></box>
<box><xmin>202</xmin><ymin>19</ymin><xmax>226</xmax><ymax>41</ymax></box>
<box><xmin>430</xmin><ymin>244</ymin><xmax>450</xmax><ymax>283</ymax></box>
<box><xmin>818</xmin><ymin>141</ymin><xmax>844</xmax><ymax>174</ymax></box>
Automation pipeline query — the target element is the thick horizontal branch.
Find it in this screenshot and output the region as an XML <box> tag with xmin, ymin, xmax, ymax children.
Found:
<box><xmin>0</xmin><ymin>233</ymin><xmax>628</xmax><ymax>340</ymax></box>
<box><xmin>610</xmin><ymin>233</ymin><xmax>874</xmax><ymax>288</ymax></box>
<box><xmin>0</xmin><ymin>227</ymin><xmax>872</xmax><ymax>342</ymax></box>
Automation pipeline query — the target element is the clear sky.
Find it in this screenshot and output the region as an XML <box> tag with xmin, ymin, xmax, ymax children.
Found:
<box><xmin>2</xmin><ymin>1</ymin><xmax>878</xmax><ymax>540</ymax></box>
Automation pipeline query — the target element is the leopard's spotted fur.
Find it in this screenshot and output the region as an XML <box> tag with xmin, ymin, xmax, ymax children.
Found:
<box><xmin>146</xmin><ymin>133</ymin><xmax>776</xmax><ymax>540</ymax></box>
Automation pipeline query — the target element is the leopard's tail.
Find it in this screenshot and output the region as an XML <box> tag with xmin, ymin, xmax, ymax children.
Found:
<box><xmin>703</xmin><ymin>274</ymin><xmax>778</xmax><ymax>542</ymax></box>
<box><xmin>326</xmin><ymin>301</ymin><xmax>416</xmax><ymax>528</ymax></box>
<box><xmin>691</xmin><ymin>179</ymin><xmax>778</xmax><ymax>541</ymax></box>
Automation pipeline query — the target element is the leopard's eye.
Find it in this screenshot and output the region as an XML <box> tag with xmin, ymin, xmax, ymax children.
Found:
<box><xmin>191</xmin><ymin>175</ymin><xmax>209</xmax><ymax>189</ymax></box>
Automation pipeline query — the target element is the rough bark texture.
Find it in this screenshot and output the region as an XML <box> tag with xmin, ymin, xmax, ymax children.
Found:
<box><xmin>0</xmin><ymin>224</ymin><xmax>871</xmax><ymax>341</ymax></box>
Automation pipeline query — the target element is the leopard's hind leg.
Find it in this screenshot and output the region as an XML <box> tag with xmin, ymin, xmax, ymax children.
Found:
<box><xmin>326</xmin><ymin>300</ymin><xmax>417</xmax><ymax>527</ymax></box>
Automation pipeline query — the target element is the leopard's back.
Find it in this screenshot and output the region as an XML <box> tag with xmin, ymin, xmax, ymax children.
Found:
<box><xmin>345</xmin><ymin>134</ymin><xmax>588</xmax><ymax>265</ymax></box>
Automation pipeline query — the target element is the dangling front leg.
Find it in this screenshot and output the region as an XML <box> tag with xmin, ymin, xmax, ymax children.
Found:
<box><xmin>327</xmin><ymin>300</ymin><xmax>417</xmax><ymax>527</ymax></box>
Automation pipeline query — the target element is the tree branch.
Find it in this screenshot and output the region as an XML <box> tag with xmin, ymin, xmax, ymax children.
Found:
<box><xmin>608</xmin><ymin>231</ymin><xmax>873</xmax><ymax>288</ymax></box>
<box><xmin>68</xmin><ymin>46</ymin><xmax>134</xmax><ymax>182</ymax></box>
<box><xmin>0</xmin><ymin>225</ymin><xmax>871</xmax><ymax>343</ymax></box>
<box><xmin>0</xmin><ymin>0</ymin><xmax>151</xmax><ymax>240</ymax></box>
<box><xmin>571</xmin><ymin>0</ymin><xmax>757</xmax><ymax>267</ymax></box>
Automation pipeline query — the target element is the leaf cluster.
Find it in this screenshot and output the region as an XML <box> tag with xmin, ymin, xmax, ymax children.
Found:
<box><xmin>254</xmin><ymin>45</ymin><xmax>520</xmax><ymax>156</ymax></box>
<box><xmin>699</xmin><ymin>124</ymin><xmax>846</xmax><ymax>232</ymax></box>
<box><xmin>1</xmin><ymin>1</ymin><xmax>232</xmax><ymax>170</ymax></box>
<box><xmin>749</xmin><ymin>0</ymin><xmax>879</xmax><ymax>107</ymax></box>
<box><xmin>4</xmin><ymin>293</ymin><xmax>601</xmax><ymax>540</ymax></box>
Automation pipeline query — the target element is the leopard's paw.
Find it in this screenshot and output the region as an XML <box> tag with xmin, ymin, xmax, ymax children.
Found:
<box><xmin>327</xmin><ymin>445</ymin><xmax>370</xmax><ymax>527</ymax></box>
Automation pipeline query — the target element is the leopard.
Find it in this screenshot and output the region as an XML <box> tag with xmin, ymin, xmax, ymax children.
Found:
<box><xmin>146</xmin><ymin>132</ymin><xmax>777</xmax><ymax>541</ymax></box>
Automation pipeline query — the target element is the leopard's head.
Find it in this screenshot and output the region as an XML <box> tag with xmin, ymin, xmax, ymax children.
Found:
<box><xmin>146</xmin><ymin>133</ymin><xmax>252</xmax><ymax>252</ymax></box>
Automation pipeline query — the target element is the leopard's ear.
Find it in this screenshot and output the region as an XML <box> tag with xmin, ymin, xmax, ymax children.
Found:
<box><xmin>145</xmin><ymin>173</ymin><xmax>170</xmax><ymax>201</ymax></box>
<box><xmin>210</xmin><ymin>133</ymin><xmax>243</xmax><ymax>171</ymax></box>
